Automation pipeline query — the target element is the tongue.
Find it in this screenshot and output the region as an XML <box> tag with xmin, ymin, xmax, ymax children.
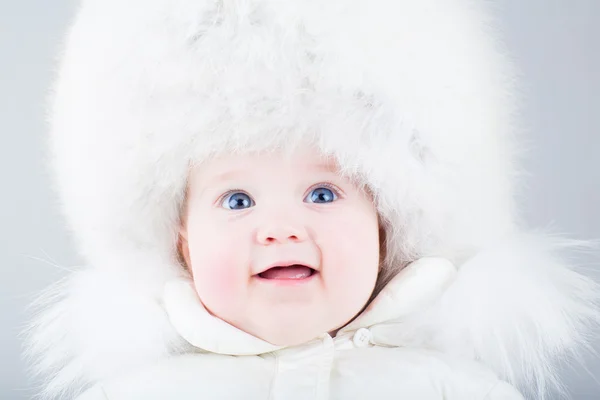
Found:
<box><xmin>260</xmin><ymin>266</ymin><xmax>313</xmax><ymax>280</ymax></box>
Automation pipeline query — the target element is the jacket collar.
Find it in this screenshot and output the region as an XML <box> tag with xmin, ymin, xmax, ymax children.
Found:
<box><xmin>162</xmin><ymin>257</ymin><xmax>457</xmax><ymax>355</ymax></box>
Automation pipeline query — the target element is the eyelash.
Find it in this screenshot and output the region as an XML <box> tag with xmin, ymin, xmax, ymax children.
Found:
<box><xmin>217</xmin><ymin>182</ymin><xmax>344</xmax><ymax>206</ymax></box>
<box><xmin>310</xmin><ymin>182</ymin><xmax>342</xmax><ymax>199</ymax></box>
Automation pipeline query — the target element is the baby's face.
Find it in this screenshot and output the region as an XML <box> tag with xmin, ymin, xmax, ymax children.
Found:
<box><xmin>179</xmin><ymin>146</ymin><xmax>380</xmax><ymax>346</ymax></box>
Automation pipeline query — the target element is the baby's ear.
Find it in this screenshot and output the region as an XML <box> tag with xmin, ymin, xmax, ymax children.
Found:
<box><xmin>177</xmin><ymin>231</ymin><xmax>193</xmax><ymax>276</ymax></box>
<box><xmin>178</xmin><ymin>185</ymin><xmax>190</xmax><ymax>239</ymax></box>
<box><xmin>378</xmin><ymin>222</ymin><xmax>387</xmax><ymax>268</ymax></box>
<box><xmin>179</xmin><ymin>224</ymin><xmax>188</xmax><ymax>240</ymax></box>
<box><xmin>178</xmin><ymin>203</ymin><xmax>189</xmax><ymax>239</ymax></box>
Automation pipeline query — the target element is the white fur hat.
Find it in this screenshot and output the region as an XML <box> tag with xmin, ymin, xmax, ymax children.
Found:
<box><xmin>50</xmin><ymin>0</ymin><xmax>521</xmax><ymax>285</ymax></box>
<box><xmin>26</xmin><ymin>0</ymin><xmax>598</xmax><ymax>399</ymax></box>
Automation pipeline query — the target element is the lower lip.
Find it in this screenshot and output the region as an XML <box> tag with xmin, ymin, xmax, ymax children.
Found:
<box><xmin>253</xmin><ymin>271</ymin><xmax>319</xmax><ymax>286</ymax></box>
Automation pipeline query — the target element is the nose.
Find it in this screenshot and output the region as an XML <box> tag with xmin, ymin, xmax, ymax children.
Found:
<box><xmin>256</xmin><ymin>220</ymin><xmax>309</xmax><ymax>245</ymax></box>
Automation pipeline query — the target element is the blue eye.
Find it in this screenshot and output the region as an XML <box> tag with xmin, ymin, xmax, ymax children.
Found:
<box><xmin>305</xmin><ymin>186</ymin><xmax>338</xmax><ymax>204</ymax></box>
<box><xmin>222</xmin><ymin>192</ymin><xmax>254</xmax><ymax>210</ymax></box>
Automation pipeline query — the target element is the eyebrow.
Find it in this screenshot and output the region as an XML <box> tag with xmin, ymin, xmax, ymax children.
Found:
<box><xmin>311</xmin><ymin>161</ymin><xmax>338</xmax><ymax>173</ymax></box>
<box><xmin>213</xmin><ymin>162</ymin><xmax>337</xmax><ymax>180</ymax></box>
<box><xmin>208</xmin><ymin>169</ymin><xmax>244</xmax><ymax>184</ymax></box>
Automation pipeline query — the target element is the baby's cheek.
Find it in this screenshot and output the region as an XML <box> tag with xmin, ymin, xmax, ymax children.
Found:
<box><xmin>191</xmin><ymin>253</ymin><xmax>243</xmax><ymax>311</ymax></box>
<box><xmin>205</xmin><ymin>265</ymin><xmax>239</xmax><ymax>298</ymax></box>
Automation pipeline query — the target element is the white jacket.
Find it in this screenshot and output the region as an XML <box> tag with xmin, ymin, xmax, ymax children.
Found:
<box><xmin>75</xmin><ymin>258</ymin><xmax>523</xmax><ymax>400</ymax></box>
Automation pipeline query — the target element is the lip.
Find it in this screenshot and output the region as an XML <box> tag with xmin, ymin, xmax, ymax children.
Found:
<box><xmin>254</xmin><ymin>270</ymin><xmax>319</xmax><ymax>286</ymax></box>
<box><xmin>255</xmin><ymin>260</ymin><xmax>319</xmax><ymax>276</ymax></box>
<box><xmin>253</xmin><ymin>260</ymin><xmax>319</xmax><ymax>286</ymax></box>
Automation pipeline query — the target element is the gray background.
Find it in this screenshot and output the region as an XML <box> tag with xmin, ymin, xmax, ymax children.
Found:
<box><xmin>1</xmin><ymin>0</ymin><xmax>598</xmax><ymax>399</ymax></box>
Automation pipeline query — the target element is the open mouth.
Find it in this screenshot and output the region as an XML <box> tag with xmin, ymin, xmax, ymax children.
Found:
<box><xmin>257</xmin><ymin>264</ymin><xmax>317</xmax><ymax>280</ymax></box>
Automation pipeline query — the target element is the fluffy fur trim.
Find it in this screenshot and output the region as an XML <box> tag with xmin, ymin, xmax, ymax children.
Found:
<box><xmin>373</xmin><ymin>232</ymin><xmax>600</xmax><ymax>399</ymax></box>
<box><xmin>23</xmin><ymin>266</ymin><xmax>191</xmax><ymax>400</ymax></box>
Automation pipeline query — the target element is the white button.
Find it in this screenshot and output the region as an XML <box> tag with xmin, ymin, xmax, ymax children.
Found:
<box><xmin>352</xmin><ymin>328</ymin><xmax>372</xmax><ymax>347</ymax></box>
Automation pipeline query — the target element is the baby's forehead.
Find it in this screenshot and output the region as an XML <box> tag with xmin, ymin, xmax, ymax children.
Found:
<box><xmin>191</xmin><ymin>148</ymin><xmax>342</xmax><ymax>181</ymax></box>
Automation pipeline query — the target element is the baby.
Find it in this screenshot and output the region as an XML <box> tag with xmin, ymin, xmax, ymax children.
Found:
<box><xmin>26</xmin><ymin>0</ymin><xmax>598</xmax><ymax>399</ymax></box>
<box><xmin>178</xmin><ymin>147</ymin><xmax>381</xmax><ymax>347</ymax></box>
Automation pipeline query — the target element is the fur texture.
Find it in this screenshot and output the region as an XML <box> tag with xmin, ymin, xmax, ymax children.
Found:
<box><xmin>24</xmin><ymin>0</ymin><xmax>599</xmax><ymax>399</ymax></box>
